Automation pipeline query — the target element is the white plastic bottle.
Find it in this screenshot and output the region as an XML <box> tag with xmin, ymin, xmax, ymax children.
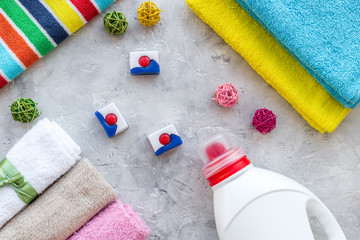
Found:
<box><xmin>199</xmin><ymin>134</ymin><xmax>347</xmax><ymax>240</ymax></box>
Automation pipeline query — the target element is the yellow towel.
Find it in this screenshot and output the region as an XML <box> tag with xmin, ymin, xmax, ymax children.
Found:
<box><xmin>186</xmin><ymin>0</ymin><xmax>350</xmax><ymax>133</ymax></box>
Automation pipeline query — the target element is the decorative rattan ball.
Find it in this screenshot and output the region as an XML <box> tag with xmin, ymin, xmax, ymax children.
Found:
<box><xmin>103</xmin><ymin>11</ymin><xmax>128</xmax><ymax>35</ymax></box>
<box><xmin>137</xmin><ymin>1</ymin><xmax>162</xmax><ymax>27</ymax></box>
<box><xmin>252</xmin><ymin>108</ymin><xmax>276</xmax><ymax>134</ymax></box>
<box><xmin>212</xmin><ymin>83</ymin><xmax>239</xmax><ymax>108</ymax></box>
<box><xmin>10</xmin><ymin>98</ymin><xmax>40</xmax><ymax>123</ymax></box>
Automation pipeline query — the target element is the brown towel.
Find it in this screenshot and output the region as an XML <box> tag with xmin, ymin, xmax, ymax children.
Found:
<box><xmin>0</xmin><ymin>158</ymin><xmax>117</xmax><ymax>240</ymax></box>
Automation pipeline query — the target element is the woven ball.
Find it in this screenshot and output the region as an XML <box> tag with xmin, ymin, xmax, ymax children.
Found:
<box><xmin>212</xmin><ymin>83</ymin><xmax>239</xmax><ymax>108</ymax></box>
<box><xmin>103</xmin><ymin>11</ymin><xmax>128</xmax><ymax>35</ymax></box>
<box><xmin>252</xmin><ymin>108</ymin><xmax>276</xmax><ymax>134</ymax></box>
<box><xmin>137</xmin><ymin>0</ymin><xmax>162</xmax><ymax>27</ymax></box>
<box><xmin>10</xmin><ymin>98</ymin><xmax>40</xmax><ymax>123</ymax></box>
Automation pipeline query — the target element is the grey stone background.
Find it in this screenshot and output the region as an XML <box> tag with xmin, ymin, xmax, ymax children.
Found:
<box><xmin>0</xmin><ymin>0</ymin><xmax>359</xmax><ymax>239</ymax></box>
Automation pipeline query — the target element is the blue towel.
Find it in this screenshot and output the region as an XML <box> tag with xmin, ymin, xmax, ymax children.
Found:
<box><xmin>235</xmin><ymin>0</ymin><xmax>360</xmax><ymax>108</ymax></box>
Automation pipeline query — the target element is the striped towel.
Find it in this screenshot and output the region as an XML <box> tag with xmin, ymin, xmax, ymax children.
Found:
<box><xmin>0</xmin><ymin>0</ymin><xmax>114</xmax><ymax>89</ymax></box>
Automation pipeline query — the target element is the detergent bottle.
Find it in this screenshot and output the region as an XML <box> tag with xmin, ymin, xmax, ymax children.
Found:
<box><xmin>199</xmin><ymin>134</ymin><xmax>347</xmax><ymax>240</ymax></box>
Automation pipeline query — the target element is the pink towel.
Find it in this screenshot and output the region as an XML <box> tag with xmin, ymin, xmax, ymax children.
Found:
<box><xmin>68</xmin><ymin>198</ymin><xmax>150</xmax><ymax>240</ymax></box>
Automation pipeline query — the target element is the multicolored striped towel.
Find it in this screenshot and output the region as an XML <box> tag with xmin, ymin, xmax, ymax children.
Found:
<box><xmin>0</xmin><ymin>0</ymin><xmax>114</xmax><ymax>89</ymax></box>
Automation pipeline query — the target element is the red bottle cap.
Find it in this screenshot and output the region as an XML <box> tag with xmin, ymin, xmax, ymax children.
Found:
<box><xmin>199</xmin><ymin>134</ymin><xmax>251</xmax><ymax>187</ymax></box>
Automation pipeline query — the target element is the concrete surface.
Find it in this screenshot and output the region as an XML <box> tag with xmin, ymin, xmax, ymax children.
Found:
<box><xmin>0</xmin><ymin>0</ymin><xmax>359</xmax><ymax>239</ymax></box>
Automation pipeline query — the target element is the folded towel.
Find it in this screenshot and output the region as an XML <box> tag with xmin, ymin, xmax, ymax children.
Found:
<box><xmin>69</xmin><ymin>198</ymin><xmax>151</xmax><ymax>240</ymax></box>
<box><xmin>0</xmin><ymin>0</ymin><xmax>114</xmax><ymax>89</ymax></box>
<box><xmin>0</xmin><ymin>118</ymin><xmax>81</xmax><ymax>228</ymax></box>
<box><xmin>235</xmin><ymin>0</ymin><xmax>360</xmax><ymax>108</ymax></box>
<box><xmin>0</xmin><ymin>158</ymin><xmax>117</xmax><ymax>240</ymax></box>
<box><xmin>186</xmin><ymin>0</ymin><xmax>350</xmax><ymax>133</ymax></box>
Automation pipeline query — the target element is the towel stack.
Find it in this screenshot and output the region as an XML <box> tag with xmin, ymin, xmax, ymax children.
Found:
<box><xmin>186</xmin><ymin>0</ymin><xmax>358</xmax><ymax>133</ymax></box>
<box><xmin>0</xmin><ymin>118</ymin><xmax>81</xmax><ymax>228</ymax></box>
<box><xmin>235</xmin><ymin>0</ymin><xmax>360</xmax><ymax>109</ymax></box>
<box><xmin>0</xmin><ymin>119</ymin><xmax>150</xmax><ymax>240</ymax></box>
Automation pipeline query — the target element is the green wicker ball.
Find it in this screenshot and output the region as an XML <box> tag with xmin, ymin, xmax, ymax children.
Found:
<box><xmin>103</xmin><ymin>11</ymin><xmax>128</xmax><ymax>35</ymax></box>
<box><xmin>10</xmin><ymin>98</ymin><xmax>40</xmax><ymax>123</ymax></box>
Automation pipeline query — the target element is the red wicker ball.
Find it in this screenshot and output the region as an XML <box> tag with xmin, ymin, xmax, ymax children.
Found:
<box><xmin>252</xmin><ymin>108</ymin><xmax>276</xmax><ymax>134</ymax></box>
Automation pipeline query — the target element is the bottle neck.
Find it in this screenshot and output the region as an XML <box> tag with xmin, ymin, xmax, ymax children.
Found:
<box><xmin>211</xmin><ymin>164</ymin><xmax>253</xmax><ymax>190</ymax></box>
<box><xmin>205</xmin><ymin>154</ymin><xmax>252</xmax><ymax>187</ymax></box>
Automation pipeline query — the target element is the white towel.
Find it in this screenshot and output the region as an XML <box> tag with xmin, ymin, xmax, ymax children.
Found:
<box><xmin>0</xmin><ymin>118</ymin><xmax>81</xmax><ymax>228</ymax></box>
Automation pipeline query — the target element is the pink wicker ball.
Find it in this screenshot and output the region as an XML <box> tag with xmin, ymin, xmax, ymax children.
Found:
<box><xmin>212</xmin><ymin>83</ymin><xmax>239</xmax><ymax>108</ymax></box>
<box><xmin>252</xmin><ymin>108</ymin><xmax>276</xmax><ymax>134</ymax></box>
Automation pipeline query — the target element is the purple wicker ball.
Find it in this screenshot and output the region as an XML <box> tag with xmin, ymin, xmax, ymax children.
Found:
<box><xmin>252</xmin><ymin>108</ymin><xmax>276</xmax><ymax>134</ymax></box>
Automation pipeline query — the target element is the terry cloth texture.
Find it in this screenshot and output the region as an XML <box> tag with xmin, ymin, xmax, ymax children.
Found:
<box><xmin>0</xmin><ymin>0</ymin><xmax>115</xmax><ymax>89</ymax></box>
<box><xmin>235</xmin><ymin>0</ymin><xmax>360</xmax><ymax>109</ymax></box>
<box><xmin>69</xmin><ymin>198</ymin><xmax>151</xmax><ymax>240</ymax></box>
<box><xmin>0</xmin><ymin>158</ymin><xmax>117</xmax><ymax>240</ymax></box>
<box><xmin>0</xmin><ymin>118</ymin><xmax>81</xmax><ymax>229</ymax></box>
<box><xmin>186</xmin><ymin>0</ymin><xmax>350</xmax><ymax>133</ymax></box>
